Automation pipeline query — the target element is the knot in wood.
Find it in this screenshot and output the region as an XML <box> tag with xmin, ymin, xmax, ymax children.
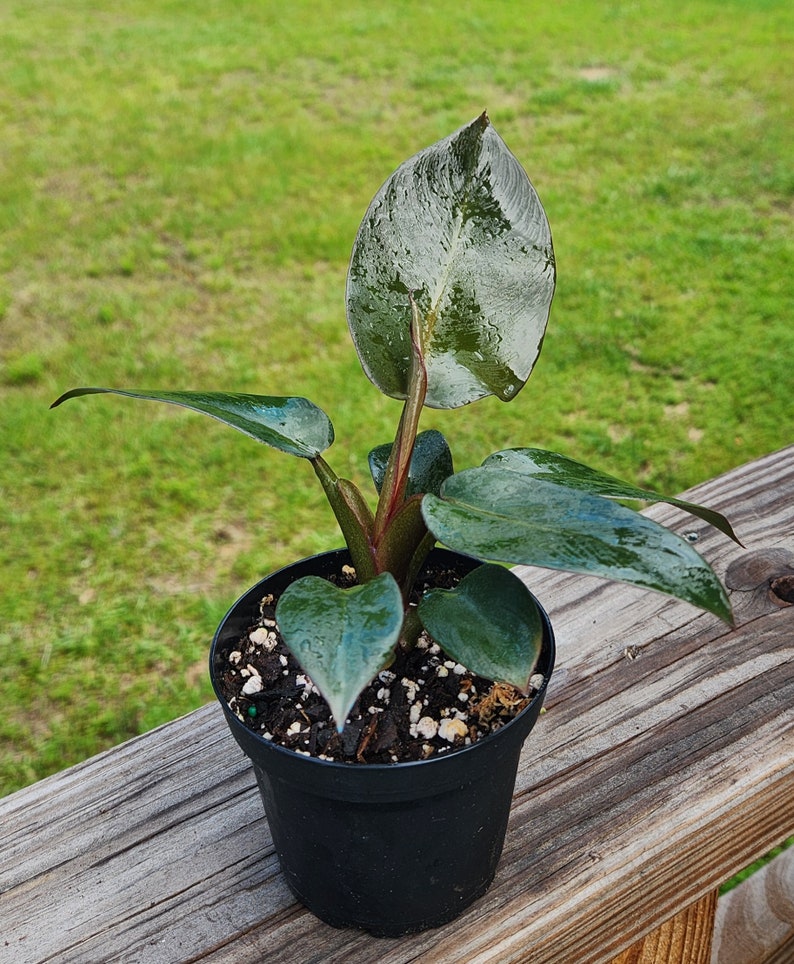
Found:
<box><xmin>770</xmin><ymin>574</ymin><xmax>794</xmax><ymax>605</ymax></box>
<box><xmin>725</xmin><ymin>549</ymin><xmax>794</xmax><ymax>591</ymax></box>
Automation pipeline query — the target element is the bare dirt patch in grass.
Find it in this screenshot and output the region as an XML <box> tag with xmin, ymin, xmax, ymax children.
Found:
<box><xmin>578</xmin><ymin>66</ymin><xmax>616</xmax><ymax>83</ymax></box>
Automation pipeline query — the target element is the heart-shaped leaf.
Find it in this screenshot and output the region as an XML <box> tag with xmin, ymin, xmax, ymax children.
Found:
<box><xmin>422</xmin><ymin>466</ymin><xmax>733</xmax><ymax>623</ymax></box>
<box><xmin>484</xmin><ymin>448</ymin><xmax>741</xmax><ymax>544</ymax></box>
<box><xmin>418</xmin><ymin>563</ymin><xmax>543</xmax><ymax>693</ymax></box>
<box><xmin>51</xmin><ymin>388</ymin><xmax>334</xmax><ymax>459</ymax></box>
<box><xmin>275</xmin><ymin>572</ymin><xmax>403</xmax><ymax>731</ymax></box>
<box><xmin>369</xmin><ymin>429</ymin><xmax>454</xmax><ymax>497</ymax></box>
<box><xmin>346</xmin><ymin>112</ymin><xmax>555</xmax><ymax>409</ymax></box>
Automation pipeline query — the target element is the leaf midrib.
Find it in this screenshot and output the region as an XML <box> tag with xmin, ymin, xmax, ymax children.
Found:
<box><xmin>422</xmin><ymin>134</ymin><xmax>483</xmax><ymax>353</ymax></box>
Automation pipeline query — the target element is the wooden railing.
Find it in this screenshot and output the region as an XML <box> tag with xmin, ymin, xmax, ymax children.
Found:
<box><xmin>1</xmin><ymin>445</ymin><xmax>792</xmax><ymax>964</ymax></box>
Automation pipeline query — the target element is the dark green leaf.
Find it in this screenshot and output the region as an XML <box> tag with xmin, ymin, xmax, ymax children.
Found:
<box><xmin>346</xmin><ymin>113</ymin><xmax>555</xmax><ymax>409</ymax></box>
<box><xmin>422</xmin><ymin>466</ymin><xmax>733</xmax><ymax>623</ymax></box>
<box><xmin>419</xmin><ymin>564</ymin><xmax>543</xmax><ymax>692</ymax></box>
<box><xmin>369</xmin><ymin>429</ymin><xmax>454</xmax><ymax>497</ymax></box>
<box><xmin>484</xmin><ymin>448</ymin><xmax>741</xmax><ymax>544</ymax></box>
<box><xmin>51</xmin><ymin>388</ymin><xmax>334</xmax><ymax>459</ymax></box>
<box><xmin>275</xmin><ymin>572</ymin><xmax>403</xmax><ymax>731</ymax></box>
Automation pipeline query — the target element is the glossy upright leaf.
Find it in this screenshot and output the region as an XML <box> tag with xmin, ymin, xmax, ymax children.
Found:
<box><xmin>422</xmin><ymin>466</ymin><xmax>733</xmax><ymax>623</ymax></box>
<box><xmin>346</xmin><ymin>113</ymin><xmax>555</xmax><ymax>409</ymax></box>
<box><xmin>51</xmin><ymin>388</ymin><xmax>334</xmax><ymax>459</ymax></box>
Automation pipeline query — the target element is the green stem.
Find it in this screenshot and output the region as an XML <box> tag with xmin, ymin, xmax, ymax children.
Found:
<box><xmin>312</xmin><ymin>455</ymin><xmax>378</xmax><ymax>582</ymax></box>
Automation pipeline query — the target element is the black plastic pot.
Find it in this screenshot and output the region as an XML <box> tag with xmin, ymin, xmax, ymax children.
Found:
<box><xmin>210</xmin><ymin>548</ymin><xmax>555</xmax><ymax>937</ymax></box>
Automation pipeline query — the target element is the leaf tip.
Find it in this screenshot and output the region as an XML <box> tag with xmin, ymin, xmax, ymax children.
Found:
<box><xmin>50</xmin><ymin>387</ymin><xmax>104</xmax><ymax>409</ymax></box>
<box><xmin>50</xmin><ymin>388</ymin><xmax>83</xmax><ymax>409</ymax></box>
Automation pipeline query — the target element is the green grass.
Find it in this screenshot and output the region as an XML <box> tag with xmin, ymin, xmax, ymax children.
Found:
<box><xmin>719</xmin><ymin>840</ymin><xmax>792</xmax><ymax>896</ymax></box>
<box><xmin>1</xmin><ymin>0</ymin><xmax>792</xmax><ymax>868</ymax></box>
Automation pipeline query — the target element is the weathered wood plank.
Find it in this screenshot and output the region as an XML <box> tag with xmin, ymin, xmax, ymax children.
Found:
<box><xmin>711</xmin><ymin>845</ymin><xmax>794</xmax><ymax>964</ymax></box>
<box><xmin>0</xmin><ymin>446</ymin><xmax>792</xmax><ymax>964</ymax></box>
<box><xmin>0</xmin><ymin>707</ymin><xmax>291</xmax><ymax>964</ymax></box>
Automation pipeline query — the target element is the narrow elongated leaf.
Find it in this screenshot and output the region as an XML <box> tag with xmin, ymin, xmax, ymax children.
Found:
<box><xmin>369</xmin><ymin>429</ymin><xmax>454</xmax><ymax>496</ymax></box>
<box><xmin>346</xmin><ymin>112</ymin><xmax>555</xmax><ymax>409</ymax></box>
<box><xmin>484</xmin><ymin>448</ymin><xmax>741</xmax><ymax>543</ymax></box>
<box><xmin>419</xmin><ymin>564</ymin><xmax>543</xmax><ymax>692</ymax></box>
<box><xmin>275</xmin><ymin>572</ymin><xmax>403</xmax><ymax>731</ymax></box>
<box><xmin>422</xmin><ymin>467</ymin><xmax>733</xmax><ymax>623</ymax></box>
<box><xmin>51</xmin><ymin>388</ymin><xmax>334</xmax><ymax>459</ymax></box>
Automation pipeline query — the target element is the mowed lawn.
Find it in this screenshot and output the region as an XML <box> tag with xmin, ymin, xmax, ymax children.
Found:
<box><xmin>1</xmin><ymin>0</ymin><xmax>792</xmax><ymax>802</ymax></box>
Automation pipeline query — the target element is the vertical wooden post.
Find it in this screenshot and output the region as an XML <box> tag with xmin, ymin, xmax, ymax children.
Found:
<box><xmin>609</xmin><ymin>890</ymin><xmax>718</xmax><ymax>964</ymax></box>
<box><xmin>711</xmin><ymin>845</ymin><xmax>794</xmax><ymax>964</ymax></box>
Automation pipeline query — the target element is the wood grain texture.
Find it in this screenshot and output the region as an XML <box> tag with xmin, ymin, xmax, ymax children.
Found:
<box><xmin>1</xmin><ymin>446</ymin><xmax>792</xmax><ymax>964</ymax></box>
<box><xmin>610</xmin><ymin>891</ymin><xmax>718</xmax><ymax>964</ymax></box>
<box><xmin>711</xmin><ymin>845</ymin><xmax>794</xmax><ymax>964</ymax></box>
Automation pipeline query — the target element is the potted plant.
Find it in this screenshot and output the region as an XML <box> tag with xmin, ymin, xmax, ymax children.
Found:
<box><xmin>52</xmin><ymin>112</ymin><xmax>737</xmax><ymax>937</ymax></box>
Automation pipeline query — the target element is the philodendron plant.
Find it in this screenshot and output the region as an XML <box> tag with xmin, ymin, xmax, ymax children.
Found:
<box><xmin>53</xmin><ymin>113</ymin><xmax>737</xmax><ymax>732</ymax></box>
